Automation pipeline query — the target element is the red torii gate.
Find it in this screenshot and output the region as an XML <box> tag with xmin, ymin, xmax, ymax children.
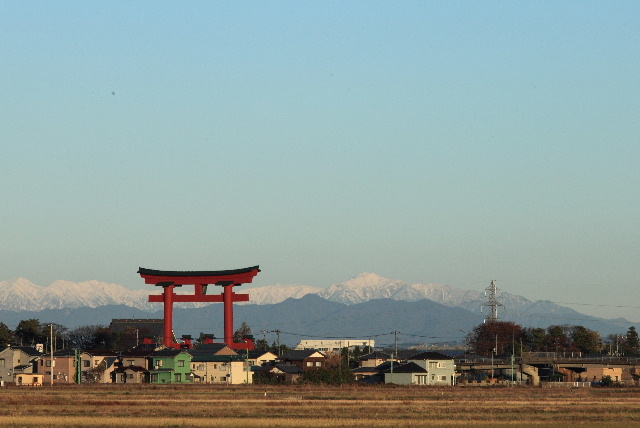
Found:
<box><xmin>138</xmin><ymin>266</ymin><xmax>260</xmax><ymax>350</ymax></box>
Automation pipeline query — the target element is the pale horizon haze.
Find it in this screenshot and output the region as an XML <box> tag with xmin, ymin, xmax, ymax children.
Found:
<box><xmin>2</xmin><ymin>3</ymin><xmax>639</xmax><ymax>322</ymax></box>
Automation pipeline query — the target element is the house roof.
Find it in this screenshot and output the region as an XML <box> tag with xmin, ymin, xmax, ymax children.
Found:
<box><xmin>271</xmin><ymin>364</ymin><xmax>303</xmax><ymax>374</ymax></box>
<box><xmin>359</xmin><ymin>351</ymin><xmax>391</xmax><ymax>360</ymax></box>
<box><xmin>149</xmin><ymin>367</ymin><xmax>174</xmax><ymax>373</ymax></box>
<box><xmin>279</xmin><ymin>350</ymin><xmax>325</xmax><ymax>361</ymax></box>
<box><xmin>115</xmin><ymin>365</ymin><xmax>148</xmax><ymax>373</ymax></box>
<box><xmin>120</xmin><ymin>349</ymin><xmax>157</xmax><ymax>358</ymax></box>
<box><xmin>382</xmin><ymin>362</ymin><xmax>428</xmax><ymax>374</ymax></box>
<box><xmin>14</xmin><ymin>364</ymin><xmax>32</xmax><ymax>370</ymax></box>
<box><xmin>188</xmin><ymin>344</ymin><xmax>237</xmax><ymax>357</ymax></box>
<box><xmin>247</xmin><ymin>350</ymin><xmax>277</xmax><ymax>359</ymax></box>
<box><xmin>384</xmin><ymin>349</ymin><xmax>423</xmax><ymax>360</ymax></box>
<box><xmin>150</xmin><ymin>348</ymin><xmax>189</xmax><ymax>358</ymax></box>
<box><xmin>52</xmin><ymin>349</ymin><xmax>76</xmax><ymax>357</ymax></box>
<box><xmin>408</xmin><ymin>351</ymin><xmax>454</xmax><ymax>361</ymax></box>
<box><xmin>83</xmin><ymin>350</ymin><xmax>118</xmax><ymax>357</ymax></box>
<box><xmin>191</xmin><ymin>355</ymin><xmax>244</xmax><ymax>363</ymax></box>
<box><xmin>352</xmin><ymin>366</ymin><xmax>381</xmax><ymax>374</ymax></box>
<box><xmin>10</xmin><ymin>346</ymin><xmax>42</xmax><ymax>356</ymax></box>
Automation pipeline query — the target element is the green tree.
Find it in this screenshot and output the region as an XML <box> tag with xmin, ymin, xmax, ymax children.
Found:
<box><xmin>570</xmin><ymin>326</ymin><xmax>602</xmax><ymax>355</ymax></box>
<box><xmin>467</xmin><ymin>321</ymin><xmax>525</xmax><ymax>357</ymax></box>
<box><xmin>14</xmin><ymin>319</ymin><xmax>45</xmax><ymax>346</ymax></box>
<box><xmin>254</xmin><ymin>338</ymin><xmax>270</xmax><ymax>351</ymax></box>
<box><xmin>233</xmin><ymin>321</ymin><xmax>252</xmax><ymax>343</ymax></box>
<box><xmin>298</xmin><ymin>365</ymin><xmax>355</xmax><ymax>385</ymax></box>
<box><xmin>543</xmin><ymin>325</ymin><xmax>571</xmax><ymax>353</ymax></box>
<box><xmin>522</xmin><ymin>327</ymin><xmax>547</xmax><ymax>352</ymax></box>
<box><xmin>0</xmin><ymin>322</ymin><xmax>15</xmax><ymax>345</ymax></box>
<box><xmin>625</xmin><ymin>326</ymin><xmax>639</xmax><ymax>354</ymax></box>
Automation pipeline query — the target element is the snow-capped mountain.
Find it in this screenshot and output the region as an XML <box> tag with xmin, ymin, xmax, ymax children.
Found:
<box><xmin>315</xmin><ymin>272</ymin><xmax>486</xmax><ymax>306</ymax></box>
<box><xmin>0</xmin><ymin>278</ymin><xmax>206</xmax><ymax>312</ymax></box>
<box><xmin>0</xmin><ymin>274</ymin><xmax>534</xmax><ymax>313</ymax></box>
<box><xmin>243</xmin><ymin>283</ymin><xmax>322</xmax><ymax>305</ymax></box>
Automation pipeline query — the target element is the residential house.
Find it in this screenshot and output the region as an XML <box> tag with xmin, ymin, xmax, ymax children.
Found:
<box><xmin>0</xmin><ymin>346</ymin><xmax>41</xmax><ymax>384</ymax></box>
<box><xmin>384</xmin><ymin>351</ymin><xmax>455</xmax><ymax>385</ymax></box>
<box><xmin>278</xmin><ymin>350</ymin><xmax>326</xmax><ymax>371</ymax></box>
<box><xmin>358</xmin><ymin>351</ymin><xmax>391</xmax><ymax>368</ymax></box>
<box><xmin>14</xmin><ymin>373</ymin><xmax>43</xmax><ymax>386</ymax></box>
<box><xmin>247</xmin><ymin>350</ymin><xmax>278</xmax><ymax>367</ymax></box>
<box><xmin>36</xmin><ymin>349</ymin><xmax>78</xmax><ymax>384</ymax></box>
<box><xmin>188</xmin><ymin>344</ymin><xmax>250</xmax><ymax>384</ymax></box>
<box><xmin>148</xmin><ymin>348</ymin><xmax>192</xmax><ymax>384</ymax></box>
<box><xmin>114</xmin><ymin>365</ymin><xmax>148</xmax><ymax>384</ymax></box>
<box><xmin>262</xmin><ymin>364</ymin><xmax>304</xmax><ymax>384</ymax></box>
<box><xmin>80</xmin><ymin>351</ymin><xmax>118</xmax><ymax>383</ymax></box>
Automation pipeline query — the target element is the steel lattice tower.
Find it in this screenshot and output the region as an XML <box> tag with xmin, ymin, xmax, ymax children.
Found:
<box><xmin>482</xmin><ymin>280</ymin><xmax>504</xmax><ymax>323</ymax></box>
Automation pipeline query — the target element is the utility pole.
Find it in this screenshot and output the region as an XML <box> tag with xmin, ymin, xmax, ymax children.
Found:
<box><xmin>482</xmin><ymin>280</ymin><xmax>504</xmax><ymax>323</ymax></box>
<box><xmin>393</xmin><ymin>331</ymin><xmax>399</xmax><ymax>358</ymax></box>
<box><xmin>273</xmin><ymin>330</ymin><xmax>281</xmax><ymax>356</ymax></box>
<box><xmin>260</xmin><ymin>329</ymin><xmax>268</xmax><ymax>349</ymax></box>
<box><xmin>50</xmin><ymin>324</ymin><xmax>54</xmax><ymax>386</ymax></box>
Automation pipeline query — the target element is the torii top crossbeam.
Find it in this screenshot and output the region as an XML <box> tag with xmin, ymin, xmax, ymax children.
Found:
<box><xmin>138</xmin><ymin>266</ymin><xmax>260</xmax><ymax>350</ymax></box>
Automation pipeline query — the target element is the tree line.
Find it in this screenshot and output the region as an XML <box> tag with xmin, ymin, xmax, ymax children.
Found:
<box><xmin>467</xmin><ymin>321</ymin><xmax>639</xmax><ymax>357</ymax></box>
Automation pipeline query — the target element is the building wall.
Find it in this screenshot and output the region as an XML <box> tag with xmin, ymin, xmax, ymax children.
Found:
<box><xmin>296</xmin><ymin>339</ymin><xmax>374</xmax><ymax>352</ymax></box>
<box><xmin>0</xmin><ymin>348</ymin><xmax>37</xmax><ymax>383</ymax></box>
<box><xmin>36</xmin><ymin>356</ymin><xmax>76</xmax><ymax>384</ymax></box>
<box><xmin>191</xmin><ymin>361</ymin><xmax>250</xmax><ymax>384</ymax></box>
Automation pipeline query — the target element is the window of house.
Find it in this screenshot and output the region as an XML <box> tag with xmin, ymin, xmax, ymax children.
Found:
<box><xmin>306</xmin><ymin>361</ymin><xmax>313</xmax><ymax>367</ymax></box>
<box><xmin>175</xmin><ymin>373</ymin><xmax>182</xmax><ymax>382</ymax></box>
<box><xmin>440</xmin><ymin>375</ymin><xmax>447</xmax><ymax>382</ymax></box>
<box><xmin>315</xmin><ymin>361</ymin><xmax>321</xmax><ymax>367</ymax></box>
<box><xmin>33</xmin><ymin>377</ymin><xmax>39</xmax><ymax>383</ymax></box>
<box><xmin>156</xmin><ymin>360</ymin><xmax>163</xmax><ymax>367</ymax></box>
<box><xmin>46</xmin><ymin>360</ymin><xmax>52</xmax><ymax>367</ymax></box>
<box><xmin>151</xmin><ymin>374</ymin><xmax>158</xmax><ymax>383</ymax></box>
<box><xmin>128</xmin><ymin>360</ymin><xmax>135</xmax><ymax>366</ymax></box>
<box><xmin>197</xmin><ymin>364</ymin><xmax>205</xmax><ymax>371</ymax></box>
<box><xmin>83</xmin><ymin>360</ymin><xmax>90</xmax><ymax>368</ymax></box>
<box><xmin>178</xmin><ymin>360</ymin><xmax>184</xmax><ymax>367</ymax></box>
<box><xmin>53</xmin><ymin>375</ymin><xmax>58</xmax><ymax>380</ymax></box>
<box><xmin>128</xmin><ymin>373</ymin><xmax>134</xmax><ymax>379</ymax></box>
<box><xmin>0</xmin><ymin>358</ymin><xmax>5</xmax><ymax>367</ymax></box>
<box><xmin>45</xmin><ymin>371</ymin><xmax>51</xmax><ymax>376</ymax></box>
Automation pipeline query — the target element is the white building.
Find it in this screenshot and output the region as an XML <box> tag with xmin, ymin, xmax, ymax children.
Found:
<box><xmin>295</xmin><ymin>339</ymin><xmax>374</xmax><ymax>353</ymax></box>
<box><xmin>384</xmin><ymin>351</ymin><xmax>455</xmax><ymax>386</ymax></box>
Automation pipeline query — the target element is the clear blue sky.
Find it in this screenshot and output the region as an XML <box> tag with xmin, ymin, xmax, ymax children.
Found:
<box><xmin>2</xmin><ymin>2</ymin><xmax>639</xmax><ymax>321</ymax></box>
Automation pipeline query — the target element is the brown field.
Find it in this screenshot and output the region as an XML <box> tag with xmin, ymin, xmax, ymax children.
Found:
<box><xmin>1</xmin><ymin>384</ymin><xmax>640</xmax><ymax>428</ymax></box>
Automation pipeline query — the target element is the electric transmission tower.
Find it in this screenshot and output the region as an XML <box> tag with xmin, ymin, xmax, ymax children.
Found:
<box><xmin>482</xmin><ymin>280</ymin><xmax>504</xmax><ymax>323</ymax></box>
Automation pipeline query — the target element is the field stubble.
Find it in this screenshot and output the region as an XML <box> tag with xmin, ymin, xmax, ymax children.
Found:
<box><xmin>1</xmin><ymin>384</ymin><xmax>639</xmax><ymax>428</ymax></box>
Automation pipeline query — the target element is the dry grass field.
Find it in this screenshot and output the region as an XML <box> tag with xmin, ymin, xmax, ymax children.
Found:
<box><xmin>1</xmin><ymin>384</ymin><xmax>640</xmax><ymax>428</ymax></box>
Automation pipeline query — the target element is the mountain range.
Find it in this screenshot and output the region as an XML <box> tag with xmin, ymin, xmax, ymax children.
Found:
<box><xmin>0</xmin><ymin>274</ymin><xmax>633</xmax><ymax>343</ymax></box>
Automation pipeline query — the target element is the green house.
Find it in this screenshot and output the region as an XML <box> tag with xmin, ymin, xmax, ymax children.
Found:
<box><xmin>148</xmin><ymin>348</ymin><xmax>192</xmax><ymax>384</ymax></box>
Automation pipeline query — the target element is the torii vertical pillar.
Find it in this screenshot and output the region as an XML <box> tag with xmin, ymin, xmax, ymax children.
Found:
<box><xmin>138</xmin><ymin>266</ymin><xmax>260</xmax><ymax>350</ymax></box>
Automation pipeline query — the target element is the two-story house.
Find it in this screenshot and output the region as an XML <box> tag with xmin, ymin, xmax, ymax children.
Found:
<box><xmin>0</xmin><ymin>346</ymin><xmax>41</xmax><ymax>384</ymax></box>
<box><xmin>80</xmin><ymin>351</ymin><xmax>118</xmax><ymax>383</ymax></box>
<box><xmin>384</xmin><ymin>351</ymin><xmax>455</xmax><ymax>385</ymax></box>
<box><xmin>148</xmin><ymin>348</ymin><xmax>192</xmax><ymax>384</ymax></box>
<box><xmin>188</xmin><ymin>344</ymin><xmax>249</xmax><ymax>384</ymax></box>
<box><xmin>278</xmin><ymin>350</ymin><xmax>326</xmax><ymax>371</ymax></box>
<box><xmin>36</xmin><ymin>349</ymin><xmax>78</xmax><ymax>384</ymax></box>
